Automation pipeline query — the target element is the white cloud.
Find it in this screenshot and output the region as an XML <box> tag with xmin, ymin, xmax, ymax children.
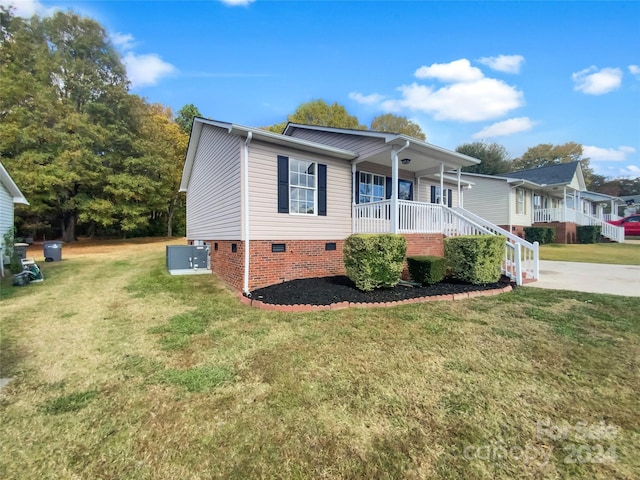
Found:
<box><xmin>477</xmin><ymin>55</ymin><xmax>525</xmax><ymax>74</ymax></box>
<box><xmin>220</xmin><ymin>0</ymin><xmax>255</xmax><ymax>6</ymax></box>
<box><xmin>110</xmin><ymin>32</ymin><xmax>135</xmax><ymax>51</ymax></box>
<box><xmin>123</xmin><ymin>52</ymin><xmax>176</xmax><ymax>88</ymax></box>
<box><xmin>472</xmin><ymin>117</ymin><xmax>534</xmax><ymax>139</ymax></box>
<box><xmin>0</xmin><ymin>0</ymin><xmax>57</xmax><ymax>17</ymax></box>
<box><xmin>415</xmin><ymin>59</ymin><xmax>484</xmax><ymax>83</ymax></box>
<box><xmin>348</xmin><ymin>92</ymin><xmax>385</xmax><ymax>104</ymax></box>
<box><xmin>620</xmin><ymin>165</ymin><xmax>640</xmax><ymax>176</ymax></box>
<box><xmin>583</xmin><ymin>145</ymin><xmax>636</xmax><ymax>162</ymax></box>
<box><xmin>572</xmin><ymin>66</ymin><xmax>623</xmax><ymax>95</ymax></box>
<box><xmin>629</xmin><ymin>65</ymin><xmax>640</xmax><ymax>78</ymax></box>
<box><xmin>381</xmin><ymin>78</ymin><xmax>524</xmax><ymax>122</ymax></box>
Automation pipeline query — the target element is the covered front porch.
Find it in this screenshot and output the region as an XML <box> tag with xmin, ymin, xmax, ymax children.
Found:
<box><xmin>349</xmin><ymin>137</ymin><xmax>477</xmax><ymax>235</ymax></box>
<box><xmin>532</xmin><ymin>188</ymin><xmax>625</xmax><ymax>242</ymax></box>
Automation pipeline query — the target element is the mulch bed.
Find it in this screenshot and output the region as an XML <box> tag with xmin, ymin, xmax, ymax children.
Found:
<box><xmin>251</xmin><ymin>275</ymin><xmax>514</xmax><ymax>306</ymax></box>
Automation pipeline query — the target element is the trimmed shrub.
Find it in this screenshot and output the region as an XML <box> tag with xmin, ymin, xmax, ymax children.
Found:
<box><xmin>444</xmin><ymin>235</ymin><xmax>504</xmax><ymax>284</ymax></box>
<box><xmin>343</xmin><ymin>234</ymin><xmax>407</xmax><ymax>292</ymax></box>
<box><xmin>407</xmin><ymin>256</ymin><xmax>446</xmax><ymax>286</ymax></box>
<box><xmin>576</xmin><ymin>225</ymin><xmax>602</xmax><ymax>244</ymax></box>
<box><xmin>524</xmin><ymin>226</ymin><xmax>555</xmax><ymax>244</ymax></box>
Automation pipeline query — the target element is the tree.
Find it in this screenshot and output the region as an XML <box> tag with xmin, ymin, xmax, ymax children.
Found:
<box><xmin>511</xmin><ymin>142</ymin><xmax>596</xmax><ymax>188</ymax></box>
<box><xmin>267</xmin><ymin>99</ymin><xmax>366</xmax><ymax>132</ymax></box>
<box><xmin>370</xmin><ymin>114</ymin><xmax>426</xmax><ymax>140</ymax></box>
<box><xmin>456</xmin><ymin>142</ymin><xmax>512</xmax><ymax>175</ymax></box>
<box><xmin>175</xmin><ymin>103</ymin><xmax>202</xmax><ymax>135</ymax></box>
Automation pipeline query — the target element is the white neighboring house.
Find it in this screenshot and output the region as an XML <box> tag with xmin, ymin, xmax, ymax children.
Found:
<box><xmin>460</xmin><ymin>162</ymin><xmax>626</xmax><ymax>243</ymax></box>
<box><xmin>1</xmin><ymin>162</ymin><xmax>29</xmax><ymax>275</ymax></box>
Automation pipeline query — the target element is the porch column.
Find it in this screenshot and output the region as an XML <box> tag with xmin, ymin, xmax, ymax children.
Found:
<box><xmin>457</xmin><ymin>168</ymin><xmax>461</xmax><ymax>208</ymax></box>
<box><xmin>611</xmin><ymin>199</ymin><xmax>615</xmax><ymax>219</ymax></box>
<box><xmin>563</xmin><ymin>187</ymin><xmax>567</xmax><ymax>222</ymax></box>
<box><xmin>391</xmin><ymin>148</ymin><xmax>399</xmax><ymax>233</ymax></box>
<box><xmin>440</xmin><ymin>162</ymin><xmax>445</xmax><ymax>205</ymax></box>
<box><xmin>351</xmin><ymin>163</ymin><xmax>357</xmax><ymax>233</ymax></box>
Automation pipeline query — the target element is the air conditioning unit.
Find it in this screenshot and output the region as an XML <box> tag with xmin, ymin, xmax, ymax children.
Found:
<box><xmin>166</xmin><ymin>244</ymin><xmax>212</xmax><ymax>275</ymax></box>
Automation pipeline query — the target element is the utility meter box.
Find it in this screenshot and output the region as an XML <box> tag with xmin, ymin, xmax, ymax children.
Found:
<box><xmin>166</xmin><ymin>245</ymin><xmax>211</xmax><ymax>275</ymax></box>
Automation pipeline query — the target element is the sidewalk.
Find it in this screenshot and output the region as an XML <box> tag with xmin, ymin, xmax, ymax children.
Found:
<box><xmin>525</xmin><ymin>260</ymin><xmax>640</xmax><ymax>297</ymax></box>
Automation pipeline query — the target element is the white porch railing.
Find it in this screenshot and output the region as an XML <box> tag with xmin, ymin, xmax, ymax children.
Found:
<box><xmin>533</xmin><ymin>208</ymin><xmax>624</xmax><ymax>243</ymax></box>
<box><xmin>353</xmin><ymin>200</ymin><xmax>539</xmax><ymax>285</ymax></box>
<box><xmin>602</xmin><ymin>213</ymin><xmax>621</xmax><ymax>222</ymax></box>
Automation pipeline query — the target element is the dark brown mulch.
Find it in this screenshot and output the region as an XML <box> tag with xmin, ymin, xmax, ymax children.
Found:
<box><xmin>251</xmin><ymin>275</ymin><xmax>514</xmax><ymax>306</ymax></box>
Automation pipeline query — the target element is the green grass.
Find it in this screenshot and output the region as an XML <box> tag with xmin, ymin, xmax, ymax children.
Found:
<box><xmin>539</xmin><ymin>242</ymin><xmax>640</xmax><ymax>265</ymax></box>
<box><xmin>1</xmin><ymin>239</ymin><xmax>639</xmax><ymax>479</ymax></box>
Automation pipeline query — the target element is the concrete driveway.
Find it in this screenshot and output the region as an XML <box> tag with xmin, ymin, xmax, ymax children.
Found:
<box><xmin>526</xmin><ymin>260</ymin><xmax>640</xmax><ymax>297</ymax></box>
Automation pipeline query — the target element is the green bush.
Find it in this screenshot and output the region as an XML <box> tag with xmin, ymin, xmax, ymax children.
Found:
<box><xmin>407</xmin><ymin>256</ymin><xmax>446</xmax><ymax>286</ymax></box>
<box><xmin>524</xmin><ymin>226</ymin><xmax>555</xmax><ymax>244</ymax></box>
<box><xmin>444</xmin><ymin>235</ymin><xmax>504</xmax><ymax>284</ymax></box>
<box><xmin>576</xmin><ymin>225</ymin><xmax>602</xmax><ymax>244</ymax></box>
<box><xmin>343</xmin><ymin>234</ymin><xmax>407</xmax><ymax>292</ymax></box>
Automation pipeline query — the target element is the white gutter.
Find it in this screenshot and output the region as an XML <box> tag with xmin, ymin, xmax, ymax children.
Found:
<box><xmin>243</xmin><ymin>132</ymin><xmax>252</xmax><ymax>296</ymax></box>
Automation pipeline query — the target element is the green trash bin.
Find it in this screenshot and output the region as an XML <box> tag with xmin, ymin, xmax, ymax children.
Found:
<box><xmin>43</xmin><ymin>241</ymin><xmax>63</xmax><ymax>262</ymax></box>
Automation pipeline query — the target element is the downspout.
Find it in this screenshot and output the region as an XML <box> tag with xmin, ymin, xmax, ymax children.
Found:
<box><xmin>391</xmin><ymin>140</ymin><xmax>410</xmax><ymax>233</ymax></box>
<box><xmin>242</xmin><ymin>131</ymin><xmax>253</xmax><ymax>295</ymax></box>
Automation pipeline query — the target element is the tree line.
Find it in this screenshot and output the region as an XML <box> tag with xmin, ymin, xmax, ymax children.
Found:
<box><xmin>2</xmin><ymin>9</ymin><xmax>635</xmax><ymax>243</ymax></box>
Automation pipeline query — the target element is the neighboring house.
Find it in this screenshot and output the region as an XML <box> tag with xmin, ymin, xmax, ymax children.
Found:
<box><xmin>181</xmin><ymin>119</ymin><xmax>540</xmax><ymax>293</ymax></box>
<box><xmin>619</xmin><ymin>195</ymin><xmax>638</xmax><ymax>217</ymax></box>
<box><xmin>1</xmin><ymin>162</ymin><xmax>29</xmax><ymax>275</ymax></box>
<box><xmin>461</xmin><ymin>162</ymin><xmax>625</xmax><ymax>243</ymax></box>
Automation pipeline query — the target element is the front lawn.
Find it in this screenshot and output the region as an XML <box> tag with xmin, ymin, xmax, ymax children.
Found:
<box><xmin>539</xmin><ymin>242</ymin><xmax>640</xmax><ymax>265</ymax></box>
<box><xmin>1</xmin><ymin>239</ymin><xmax>639</xmax><ymax>479</ymax></box>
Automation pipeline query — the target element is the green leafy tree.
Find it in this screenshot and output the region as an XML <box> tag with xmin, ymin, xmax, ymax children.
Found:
<box><xmin>267</xmin><ymin>99</ymin><xmax>366</xmax><ymax>132</ymax></box>
<box><xmin>0</xmin><ymin>9</ymin><xmax>138</xmax><ymax>241</ymax></box>
<box><xmin>370</xmin><ymin>114</ymin><xmax>426</xmax><ymax>140</ymax></box>
<box><xmin>456</xmin><ymin>142</ymin><xmax>512</xmax><ymax>175</ymax></box>
<box><xmin>175</xmin><ymin>103</ymin><xmax>202</xmax><ymax>134</ymax></box>
<box><xmin>511</xmin><ymin>142</ymin><xmax>596</xmax><ymax>187</ymax></box>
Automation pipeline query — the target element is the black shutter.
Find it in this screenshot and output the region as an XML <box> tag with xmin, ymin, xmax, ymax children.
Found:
<box><xmin>447</xmin><ymin>189</ymin><xmax>453</xmax><ymax>208</ymax></box>
<box><xmin>354</xmin><ymin>170</ymin><xmax>360</xmax><ymax>204</ymax></box>
<box><xmin>277</xmin><ymin>155</ymin><xmax>289</xmax><ymax>213</ymax></box>
<box><xmin>385</xmin><ymin>176</ymin><xmax>392</xmax><ymax>199</ymax></box>
<box><xmin>318</xmin><ymin>164</ymin><xmax>327</xmax><ymax>216</ymax></box>
<box><xmin>430</xmin><ymin>185</ymin><xmax>436</xmax><ymax>204</ymax></box>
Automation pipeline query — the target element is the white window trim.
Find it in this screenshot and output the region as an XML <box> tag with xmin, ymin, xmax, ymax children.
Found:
<box><xmin>516</xmin><ymin>189</ymin><xmax>526</xmax><ymax>215</ymax></box>
<box><xmin>433</xmin><ymin>185</ymin><xmax>448</xmax><ymax>205</ymax></box>
<box><xmin>358</xmin><ymin>171</ymin><xmax>386</xmax><ymax>204</ymax></box>
<box><xmin>289</xmin><ymin>158</ymin><xmax>317</xmax><ymax>216</ymax></box>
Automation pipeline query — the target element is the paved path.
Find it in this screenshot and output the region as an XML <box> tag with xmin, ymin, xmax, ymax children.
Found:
<box><xmin>525</xmin><ymin>261</ymin><xmax>640</xmax><ymax>297</ymax></box>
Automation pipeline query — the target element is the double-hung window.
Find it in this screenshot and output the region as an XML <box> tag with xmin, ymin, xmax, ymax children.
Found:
<box><xmin>516</xmin><ymin>189</ymin><xmax>526</xmax><ymax>215</ymax></box>
<box><xmin>289</xmin><ymin>158</ymin><xmax>317</xmax><ymax>215</ymax></box>
<box><xmin>359</xmin><ymin>172</ymin><xmax>385</xmax><ymax>204</ymax></box>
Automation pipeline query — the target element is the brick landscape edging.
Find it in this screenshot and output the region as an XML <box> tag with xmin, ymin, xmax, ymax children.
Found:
<box><xmin>238</xmin><ymin>285</ymin><xmax>512</xmax><ymax>312</ymax></box>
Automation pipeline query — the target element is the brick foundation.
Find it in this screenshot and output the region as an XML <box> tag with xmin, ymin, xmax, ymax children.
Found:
<box><xmin>197</xmin><ymin>233</ymin><xmax>446</xmax><ymax>292</ymax></box>
<box><xmin>498</xmin><ymin>225</ymin><xmax>526</xmax><ymax>239</ymax></box>
<box><xmin>532</xmin><ymin>222</ymin><xmax>577</xmax><ymax>244</ymax></box>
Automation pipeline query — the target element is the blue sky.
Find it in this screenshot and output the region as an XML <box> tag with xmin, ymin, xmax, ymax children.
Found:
<box><xmin>4</xmin><ymin>0</ymin><xmax>640</xmax><ymax>178</ymax></box>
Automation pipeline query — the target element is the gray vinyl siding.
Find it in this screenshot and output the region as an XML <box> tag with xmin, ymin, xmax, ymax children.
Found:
<box><xmin>0</xmin><ymin>182</ymin><xmax>13</xmax><ymax>253</ymax></box>
<box><xmin>416</xmin><ymin>179</ymin><xmax>460</xmax><ymax>206</ymax></box>
<box><xmin>461</xmin><ymin>176</ymin><xmax>511</xmax><ymax>225</ymax></box>
<box><xmin>248</xmin><ymin>141</ymin><xmax>352</xmax><ymax>240</ymax></box>
<box><xmin>288</xmin><ymin>129</ymin><xmax>390</xmax><ymax>160</ymax></box>
<box><xmin>185</xmin><ymin>125</ymin><xmax>242</xmax><ymax>240</ymax></box>
<box><xmin>510</xmin><ymin>187</ymin><xmax>533</xmax><ymax>227</ymax></box>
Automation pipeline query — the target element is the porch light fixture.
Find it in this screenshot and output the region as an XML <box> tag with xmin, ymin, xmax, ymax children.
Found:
<box><xmin>401</xmin><ymin>158</ymin><xmax>411</xmax><ymax>165</ymax></box>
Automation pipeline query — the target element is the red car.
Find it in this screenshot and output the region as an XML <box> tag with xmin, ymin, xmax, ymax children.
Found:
<box><xmin>607</xmin><ymin>214</ymin><xmax>640</xmax><ymax>236</ymax></box>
